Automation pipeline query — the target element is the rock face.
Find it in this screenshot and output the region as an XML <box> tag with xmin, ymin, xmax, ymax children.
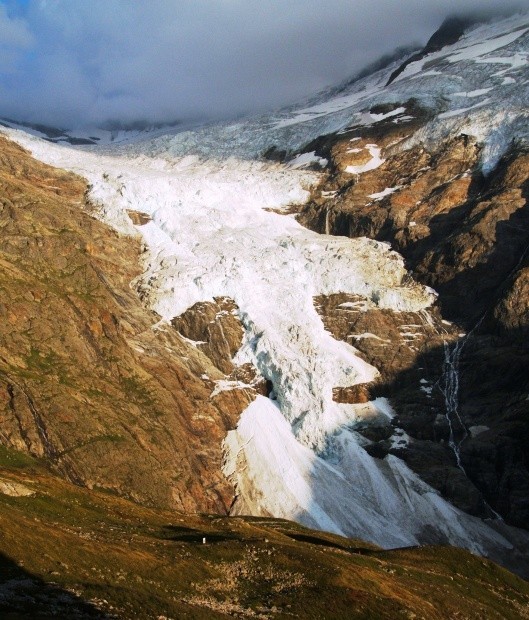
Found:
<box><xmin>0</xmin><ymin>136</ymin><xmax>256</xmax><ymax>513</ymax></box>
<box><xmin>298</xmin><ymin>113</ymin><xmax>529</xmax><ymax>528</ymax></box>
<box><xmin>172</xmin><ymin>297</ymin><xmax>244</xmax><ymax>375</ymax></box>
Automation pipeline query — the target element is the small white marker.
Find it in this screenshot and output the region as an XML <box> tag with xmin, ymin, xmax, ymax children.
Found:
<box><xmin>202</xmin><ymin>537</ymin><xmax>206</xmax><ymax>544</ymax></box>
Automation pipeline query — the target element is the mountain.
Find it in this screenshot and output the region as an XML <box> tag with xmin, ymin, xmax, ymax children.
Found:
<box><xmin>0</xmin><ymin>117</ymin><xmax>186</xmax><ymax>146</ymax></box>
<box><xmin>0</xmin><ymin>9</ymin><xmax>529</xmax><ymax>608</ymax></box>
<box><xmin>0</xmin><ymin>135</ymin><xmax>255</xmax><ymax>514</ymax></box>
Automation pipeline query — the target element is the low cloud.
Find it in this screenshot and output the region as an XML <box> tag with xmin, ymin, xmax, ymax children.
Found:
<box><xmin>0</xmin><ymin>4</ymin><xmax>33</xmax><ymax>72</ymax></box>
<box><xmin>0</xmin><ymin>0</ymin><xmax>525</xmax><ymax>127</ymax></box>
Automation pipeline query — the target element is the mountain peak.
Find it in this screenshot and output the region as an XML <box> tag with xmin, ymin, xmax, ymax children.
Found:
<box><xmin>386</xmin><ymin>14</ymin><xmax>481</xmax><ymax>86</ymax></box>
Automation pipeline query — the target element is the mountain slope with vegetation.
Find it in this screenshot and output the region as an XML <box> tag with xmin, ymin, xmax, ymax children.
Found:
<box><xmin>0</xmin><ymin>443</ymin><xmax>528</xmax><ymax>619</ymax></box>
<box><xmin>0</xmin><ymin>135</ymin><xmax>254</xmax><ymax>515</ymax></box>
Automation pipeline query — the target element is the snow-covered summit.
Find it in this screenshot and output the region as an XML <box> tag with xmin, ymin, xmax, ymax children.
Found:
<box><xmin>103</xmin><ymin>11</ymin><xmax>528</xmax><ymax>172</ymax></box>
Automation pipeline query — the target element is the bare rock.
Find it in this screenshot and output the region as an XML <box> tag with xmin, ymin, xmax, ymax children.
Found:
<box><xmin>0</xmin><ymin>136</ymin><xmax>255</xmax><ymax>514</ymax></box>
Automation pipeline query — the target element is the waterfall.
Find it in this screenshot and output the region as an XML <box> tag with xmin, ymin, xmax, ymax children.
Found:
<box><xmin>440</xmin><ymin>338</ymin><xmax>468</xmax><ymax>471</ymax></box>
<box><xmin>440</xmin><ymin>324</ymin><xmax>503</xmax><ymax>520</ymax></box>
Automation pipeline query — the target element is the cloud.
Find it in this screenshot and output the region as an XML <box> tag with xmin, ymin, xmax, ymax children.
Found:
<box><xmin>0</xmin><ymin>4</ymin><xmax>33</xmax><ymax>72</ymax></box>
<box><xmin>0</xmin><ymin>0</ymin><xmax>526</xmax><ymax>127</ymax></box>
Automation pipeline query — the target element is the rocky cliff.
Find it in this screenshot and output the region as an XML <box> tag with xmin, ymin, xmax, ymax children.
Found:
<box><xmin>0</xmin><ymin>136</ymin><xmax>256</xmax><ymax>514</ymax></box>
<box><xmin>297</xmin><ymin>93</ymin><xmax>529</xmax><ymax>531</ymax></box>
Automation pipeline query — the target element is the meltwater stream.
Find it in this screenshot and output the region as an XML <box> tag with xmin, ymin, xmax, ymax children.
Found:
<box><xmin>440</xmin><ymin>338</ymin><xmax>469</xmax><ymax>471</ymax></box>
<box><xmin>440</xmin><ymin>324</ymin><xmax>503</xmax><ymax>521</ymax></box>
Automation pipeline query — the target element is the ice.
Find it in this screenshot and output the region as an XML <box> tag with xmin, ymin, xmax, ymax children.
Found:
<box><xmin>373</xmin><ymin>397</ymin><xmax>396</xmax><ymax>420</ymax></box>
<box><xmin>345</xmin><ymin>144</ymin><xmax>384</xmax><ymax>175</ymax></box>
<box><xmin>224</xmin><ymin>396</ymin><xmax>513</xmax><ymax>553</ymax></box>
<box><xmin>273</xmin><ymin>85</ymin><xmax>380</xmax><ymax>129</ymax></box>
<box><xmin>368</xmin><ymin>186</ymin><xmax>400</xmax><ymax>200</ymax></box>
<box><xmin>480</xmin><ymin>52</ymin><xmax>528</xmax><ymax>71</ymax></box>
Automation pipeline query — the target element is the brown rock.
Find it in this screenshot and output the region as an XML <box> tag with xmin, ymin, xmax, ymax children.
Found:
<box><xmin>301</xmin><ymin>122</ymin><xmax>529</xmax><ymax>526</ymax></box>
<box><xmin>0</xmin><ymin>136</ymin><xmax>255</xmax><ymax>514</ymax></box>
<box><xmin>172</xmin><ymin>297</ymin><xmax>244</xmax><ymax>374</ymax></box>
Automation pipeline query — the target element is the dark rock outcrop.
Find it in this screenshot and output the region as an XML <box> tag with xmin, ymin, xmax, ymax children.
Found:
<box><xmin>386</xmin><ymin>16</ymin><xmax>479</xmax><ymax>86</ymax></box>
<box><xmin>300</xmin><ymin>120</ymin><xmax>529</xmax><ymax>527</ymax></box>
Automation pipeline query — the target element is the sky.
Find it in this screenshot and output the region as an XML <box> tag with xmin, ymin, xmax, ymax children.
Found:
<box><xmin>0</xmin><ymin>0</ymin><xmax>526</xmax><ymax>128</ymax></box>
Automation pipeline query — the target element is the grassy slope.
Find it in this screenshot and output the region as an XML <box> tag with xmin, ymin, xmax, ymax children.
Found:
<box><xmin>0</xmin><ymin>446</ymin><xmax>528</xmax><ymax>619</ymax></box>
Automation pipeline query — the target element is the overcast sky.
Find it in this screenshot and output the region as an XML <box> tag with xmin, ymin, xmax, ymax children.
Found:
<box><xmin>0</xmin><ymin>0</ymin><xmax>526</xmax><ymax>128</ymax></box>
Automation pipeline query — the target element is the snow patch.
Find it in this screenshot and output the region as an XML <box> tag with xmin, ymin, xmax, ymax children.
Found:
<box><xmin>446</xmin><ymin>28</ymin><xmax>529</xmax><ymax>63</ymax></box>
<box><xmin>438</xmin><ymin>98</ymin><xmax>491</xmax><ymax>119</ymax></box>
<box><xmin>390</xmin><ymin>428</ymin><xmax>411</xmax><ymax>449</ymax></box>
<box><xmin>345</xmin><ymin>144</ymin><xmax>385</xmax><ymax>175</ymax></box>
<box><xmin>452</xmin><ymin>88</ymin><xmax>493</xmax><ymax>97</ymax></box>
<box><xmin>352</xmin><ymin>332</ymin><xmax>390</xmax><ymax>343</ymax></box>
<box><xmin>368</xmin><ymin>186</ymin><xmax>400</xmax><ymax>201</ymax></box>
<box><xmin>288</xmin><ymin>151</ymin><xmax>328</xmax><ymax>169</ymax></box>
<box><xmin>369</xmin><ymin>107</ymin><xmax>406</xmax><ymax>122</ymax></box>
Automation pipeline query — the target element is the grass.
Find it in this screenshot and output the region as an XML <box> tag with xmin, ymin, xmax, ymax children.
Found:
<box><xmin>0</xmin><ymin>449</ymin><xmax>528</xmax><ymax>619</ymax></box>
<box><xmin>0</xmin><ymin>445</ymin><xmax>39</xmax><ymax>470</ymax></box>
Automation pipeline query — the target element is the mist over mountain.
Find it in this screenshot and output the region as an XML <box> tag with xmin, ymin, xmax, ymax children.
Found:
<box><xmin>0</xmin><ymin>0</ymin><xmax>526</xmax><ymax>128</ymax></box>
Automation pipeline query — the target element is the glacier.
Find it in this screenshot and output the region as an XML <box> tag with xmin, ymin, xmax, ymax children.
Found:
<box><xmin>3</xmin><ymin>9</ymin><xmax>529</xmax><ymax>565</ymax></box>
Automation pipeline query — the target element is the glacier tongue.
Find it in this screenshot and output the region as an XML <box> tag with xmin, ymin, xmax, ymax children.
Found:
<box><xmin>7</xmin><ymin>128</ymin><xmax>434</xmax><ymax>455</ymax></box>
<box><xmin>223</xmin><ymin>396</ymin><xmax>511</xmax><ymax>553</ymax></box>
<box><xmin>4</xmin><ymin>125</ymin><xmax>516</xmax><ymax>557</ymax></box>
